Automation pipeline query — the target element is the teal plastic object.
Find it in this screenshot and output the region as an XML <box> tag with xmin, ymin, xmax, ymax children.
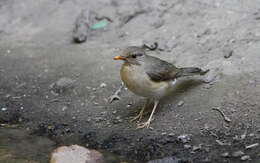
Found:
<box><xmin>90</xmin><ymin>20</ymin><xmax>108</xmax><ymax>29</ymax></box>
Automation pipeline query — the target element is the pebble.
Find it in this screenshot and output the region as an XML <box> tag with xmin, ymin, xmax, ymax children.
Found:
<box><xmin>192</xmin><ymin>144</ymin><xmax>202</xmax><ymax>152</ymax></box>
<box><xmin>221</xmin><ymin>152</ymin><xmax>229</xmax><ymax>157</ymax></box>
<box><xmin>100</xmin><ymin>83</ymin><xmax>107</xmax><ymax>88</ymax></box>
<box><xmin>1</xmin><ymin>107</ymin><xmax>7</xmax><ymax>111</ymax></box>
<box><xmin>184</xmin><ymin>144</ymin><xmax>192</xmax><ymax>149</ymax></box>
<box><xmin>62</xmin><ymin>106</ymin><xmax>68</xmax><ymax>111</ymax></box>
<box><xmin>177</xmin><ymin>101</ymin><xmax>184</xmax><ymax>107</ymax></box>
<box><xmin>248</xmin><ymin>133</ymin><xmax>255</xmax><ymax>137</ymax></box>
<box><xmin>232</xmin><ymin>150</ymin><xmax>244</xmax><ymax>157</ymax></box>
<box><xmin>168</xmin><ymin>133</ymin><xmax>175</xmax><ymax>137</ymax></box>
<box><xmin>50</xmin><ymin>145</ymin><xmax>105</xmax><ymax>163</ymax></box>
<box><xmin>240</xmin><ymin>155</ymin><xmax>250</xmax><ymax>161</ymax></box>
<box><xmin>112</xmin><ymin>110</ymin><xmax>117</xmax><ymax>114</ymax></box>
<box><xmin>50</xmin><ymin>77</ymin><xmax>76</xmax><ymax>93</ymax></box>
<box><xmin>224</xmin><ymin>50</ymin><xmax>233</xmax><ymax>58</ymax></box>
<box><xmin>177</xmin><ymin>134</ymin><xmax>191</xmax><ymax>143</ymax></box>
<box><xmin>161</xmin><ymin>132</ymin><xmax>167</xmax><ymax>136</ymax></box>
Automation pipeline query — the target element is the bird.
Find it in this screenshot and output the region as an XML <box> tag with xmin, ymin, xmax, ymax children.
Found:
<box><xmin>113</xmin><ymin>44</ymin><xmax>209</xmax><ymax>128</ymax></box>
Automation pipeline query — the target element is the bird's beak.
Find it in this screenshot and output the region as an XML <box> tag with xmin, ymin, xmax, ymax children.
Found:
<box><xmin>114</xmin><ymin>56</ymin><xmax>126</xmax><ymax>60</ymax></box>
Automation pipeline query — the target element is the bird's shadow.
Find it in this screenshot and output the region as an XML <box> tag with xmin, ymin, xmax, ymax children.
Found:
<box><xmin>129</xmin><ymin>79</ymin><xmax>205</xmax><ymax>117</ymax></box>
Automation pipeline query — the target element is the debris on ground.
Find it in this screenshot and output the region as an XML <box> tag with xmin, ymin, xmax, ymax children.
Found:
<box><xmin>73</xmin><ymin>9</ymin><xmax>93</xmax><ymax>43</ymax></box>
<box><xmin>240</xmin><ymin>155</ymin><xmax>251</xmax><ymax>161</ymax></box>
<box><xmin>90</xmin><ymin>20</ymin><xmax>109</xmax><ymax>30</ymax></box>
<box><xmin>224</xmin><ymin>50</ymin><xmax>234</xmax><ymax>59</ymax></box>
<box><xmin>232</xmin><ymin>150</ymin><xmax>245</xmax><ymax>157</ymax></box>
<box><xmin>245</xmin><ymin>143</ymin><xmax>259</xmax><ymax>149</ymax></box>
<box><xmin>177</xmin><ymin>100</ymin><xmax>184</xmax><ymax>107</ymax></box>
<box><xmin>108</xmin><ymin>83</ymin><xmax>124</xmax><ymax>103</ymax></box>
<box><xmin>177</xmin><ymin>134</ymin><xmax>191</xmax><ymax>143</ymax></box>
<box><xmin>221</xmin><ymin>152</ymin><xmax>229</xmax><ymax>158</ymax></box>
<box><xmin>1</xmin><ymin>107</ymin><xmax>7</xmax><ymax>111</ymax></box>
<box><xmin>100</xmin><ymin>83</ymin><xmax>107</xmax><ymax>88</ymax></box>
<box><xmin>212</xmin><ymin>107</ymin><xmax>231</xmax><ymax>123</ymax></box>
<box><xmin>147</xmin><ymin>157</ymin><xmax>182</xmax><ymax>163</ymax></box>
<box><xmin>202</xmin><ymin>68</ymin><xmax>219</xmax><ymax>84</ymax></box>
<box><xmin>192</xmin><ymin>144</ymin><xmax>202</xmax><ymax>152</ymax></box>
<box><xmin>50</xmin><ymin>145</ymin><xmax>105</xmax><ymax>163</ymax></box>
<box><xmin>215</xmin><ymin>139</ymin><xmax>231</xmax><ymax>146</ymax></box>
<box><xmin>120</xmin><ymin>10</ymin><xmax>147</xmax><ymax>26</ymax></box>
<box><xmin>50</xmin><ymin>77</ymin><xmax>76</xmax><ymax>94</ymax></box>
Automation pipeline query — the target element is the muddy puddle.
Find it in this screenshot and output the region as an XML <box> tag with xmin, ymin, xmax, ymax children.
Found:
<box><xmin>0</xmin><ymin>125</ymin><xmax>131</xmax><ymax>163</ymax></box>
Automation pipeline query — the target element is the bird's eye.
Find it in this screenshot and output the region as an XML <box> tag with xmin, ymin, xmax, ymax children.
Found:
<box><xmin>132</xmin><ymin>54</ymin><xmax>137</xmax><ymax>58</ymax></box>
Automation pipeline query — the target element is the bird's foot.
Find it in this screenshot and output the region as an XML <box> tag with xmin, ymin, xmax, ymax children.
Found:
<box><xmin>108</xmin><ymin>83</ymin><xmax>124</xmax><ymax>103</ymax></box>
<box><xmin>130</xmin><ymin>113</ymin><xmax>143</xmax><ymax>122</ymax></box>
<box><xmin>136</xmin><ymin>120</ymin><xmax>152</xmax><ymax>129</ymax></box>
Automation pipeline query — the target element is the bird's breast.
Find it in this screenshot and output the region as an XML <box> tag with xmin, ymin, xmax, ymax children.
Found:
<box><xmin>120</xmin><ymin>64</ymin><xmax>172</xmax><ymax>99</ymax></box>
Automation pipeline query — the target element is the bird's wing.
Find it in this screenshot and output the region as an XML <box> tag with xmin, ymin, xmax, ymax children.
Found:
<box><xmin>144</xmin><ymin>55</ymin><xmax>180</xmax><ymax>82</ymax></box>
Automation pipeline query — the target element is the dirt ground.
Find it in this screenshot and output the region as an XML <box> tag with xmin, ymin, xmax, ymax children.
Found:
<box><xmin>0</xmin><ymin>0</ymin><xmax>260</xmax><ymax>162</ymax></box>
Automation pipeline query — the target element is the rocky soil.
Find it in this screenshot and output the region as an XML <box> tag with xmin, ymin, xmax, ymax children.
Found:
<box><xmin>0</xmin><ymin>0</ymin><xmax>260</xmax><ymax>162</ymax></box>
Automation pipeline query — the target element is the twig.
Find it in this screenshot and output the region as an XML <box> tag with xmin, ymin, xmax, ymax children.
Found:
<box><xmin>109</xmin><ymin>83</ymin><xmax>124</xmax><ymax>103</ymax></box>
<box><xmin>212</xmin><ymin>107</ymin><xmax>231</xmax><ymax>123</ymax></box>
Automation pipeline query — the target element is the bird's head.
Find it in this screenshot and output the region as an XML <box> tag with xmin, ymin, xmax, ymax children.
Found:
<box><xmin>114</xmin><ymin>47</ymin><xmax>146</xmax><ymax>65</ymax></box>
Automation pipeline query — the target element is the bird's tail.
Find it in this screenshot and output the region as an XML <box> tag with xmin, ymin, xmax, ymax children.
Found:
<box><xmin>175</xmin><ymin>67</ymin><xmax>209</xmax><ymax>78</ymax></box>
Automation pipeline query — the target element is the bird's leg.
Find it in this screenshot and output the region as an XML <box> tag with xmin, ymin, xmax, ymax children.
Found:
<box><xmin>130</xmin><ymin>99</ymin><xmax>150</xmax><ymax>122</ymax></box>
<box><xmin>108</xmin><ymin>82</ymin><xmax>124</xmax><ymax>103</ymax></box>
<box><xmin>137</xmin><ymin>100</ymin><xmax>159</xmax><ymax>129</ymax></box>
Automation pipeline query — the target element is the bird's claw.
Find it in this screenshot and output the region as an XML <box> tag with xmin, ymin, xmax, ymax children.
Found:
<box><xmin>137</xmin><ymin>121</ymin><xmax>151</xmax><ymax>129</ymax></box>
<box><xmin>130</xmin><ymin>114</ymin><xmax>143</xmax><ymax>123</ymax></box>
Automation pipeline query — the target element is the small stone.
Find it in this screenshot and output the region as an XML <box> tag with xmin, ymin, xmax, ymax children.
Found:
<box><xmin>161</xmin><ymin>132</ymin><xmax>167</xmax><ymax>136</ymax></box>
<box><xmin>192</xmin><ymin>144</ymin><xmax>202</xmax><ymax>152</ymax></box>
<box><xmin>177</xmin><ymin>101</ymin><xmax>184</xmax><ymax>107</ymax></box>
<box><xmin>62</xmin><ymin>106</ymin><xmax>68</xmax><ymax>111</ymax></box>
<box><xmin>112</xmin><ymin>110</ymin><xmax>117</xmax><ymax>114</ymax></box>
<box><xmin>184</xmin><ymin>144</ymin><xmax>192</xmax><ymax>149</ymax></box>
<box><xmin>224</xmin><ymin>50</ymin><xmax>233</xmax><ymax>58</ymax></box>
<box><xmin>95</xmin><ymin>117</ymin><xmax>104</xmax><ymax>122</ymax></box>
<box><xmin>245</xmin><ymin>143</ymin><xmax>259</xmax><ymax>149</ymax></box>
<box><xmin>232</xmin><ymin>151</ymin><xmax>244</xmax><ymax>157</ymax></box>
<box><xmin>177</xmin><ymin>134</ymin><xmax>191</xmax><ymax>143</ymax></box>
<box><xmin>152</xmin><ymin>19</ymin><xmax>165</xmax><ymax>29</ymax></box>
<box><xmin>1</xmin><ymin>107</ymin><xmax>7</xmax><ymax>111</ymax></box>
<box><xmin>240</xmin><ymin>155</ymin><xmax>250</xmax><ymax>161</ymax></box>
<box><xmin>248</xmin><ymin>133</ymin><xmax>255</xmax><ymax>137</ymax></box>
<box><xmin>50</xmin><ymin>145</ymin><xmax>105</xmax><ymax>163</ymax></box>
<box><xmin>50</xmin><ymin>77</ymin><xmax>76</xmax><ymax>93</ymax></box>
<box><xmin>168</xmin><ymin>133</ymin><xmax>175</xmax><ymax>137</ymax></box>
<box><xmin>241</xmin><ymin>133</ymin><xmax>246</xmax><ymax>140</ymax></box>
<box><xmin>221</xmin><ymin>152</ymin><xmax>229</xmax><ymax>157</ymax></box>
<box><xmin>100</xmin><ymin>83</ymin><xmax>107</xmax><ymax>88</ymax></box>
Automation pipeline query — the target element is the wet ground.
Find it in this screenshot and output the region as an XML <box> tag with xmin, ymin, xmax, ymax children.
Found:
<box><xmin>0</xmin><ymin>126</ymin><xmax>129</xmax><ymax>163</ymax></box>
<box><xmin>0</xmin><ymin>0</ymin><xmax>260</xmax><ymax>162</ymax></box>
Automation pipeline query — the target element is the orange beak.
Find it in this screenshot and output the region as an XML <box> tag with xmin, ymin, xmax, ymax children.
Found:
<box><xmin>113</xmin><ymin>56</ymin><xmax>126</xmax><ymax>60</ymax></box>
